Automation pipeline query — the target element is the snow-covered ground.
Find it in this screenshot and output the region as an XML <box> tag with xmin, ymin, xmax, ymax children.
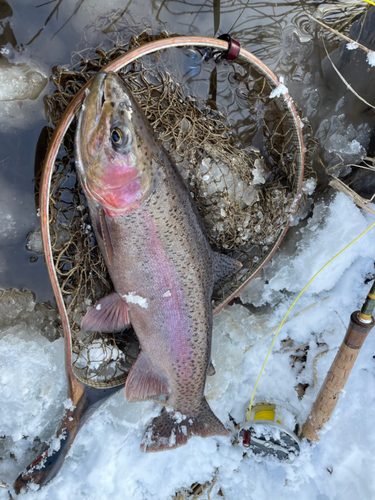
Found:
<box><xmin>1</xmin><ymin>192</ymin><xmax>375</xmax><ymax>499</ymax></box>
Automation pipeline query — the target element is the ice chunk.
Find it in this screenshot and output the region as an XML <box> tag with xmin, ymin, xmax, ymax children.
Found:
<box><xmin>316</xmin><ymin>114</ymin><xmax>371</xmax><ymax>174</ymax></box>
<box><xmin>242</xmin><ymin>186</ymin><xmax>257</xmax><ymax>206</ymax></box>
<box><xmin>270</xmin><ymin>77</ymin><xmax>289</xmax><ymax>98</ymax></box>
<box><xmin>0</xmin><ymin>289</ymin><xmax>65</xmax><ymax>444</ymax></box>
<box><xmin>0</xmin><ymin>288</ymin><xmax>60</xmax><ymax>342</ymax></box>
<box><xmin>0</xmin><ymin>331</ymin><xmax>65</xmax><ymax>442</ymax></box>
<box><xmin>252</xmin><ymin>158</ymin><xmax>267</xmax><ymax>185</ymax></box>
<box><xmin>302</xmin><ymin>179</ymin><xmax>316</xmax><ymax>196</ymax></box>
<box><xmin>367</xmin><ymin>51</ymin><xmax>375</xmax><ymax>67</ymax></box>
<box><xmin>0</xmin><ymin>64</ymin><xmax>47</xmax><ymax>102</ymax></box>
<box><xmin>25</xmin><ymin>229</ymin><xmax>43</xmax><ymax>255</ymax></box>
<box><xmin>346</xmin><ymin>42</ymin><xmax>358</xmax><ymax>50</ymax></box>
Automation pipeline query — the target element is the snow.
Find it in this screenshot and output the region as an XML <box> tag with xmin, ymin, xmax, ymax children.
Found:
<box><xmin>270</xmin><ymin>77</ymin><xmax>289</xmax><ymax>99</ymax></box>
<box><xmin>2</xmin><ymin>193</ymin><xmax>375</xmax><ymax>499</ymax></box>
<box><xmin>123</xmin><ymin>291</ymin><xmax>148</xmax><ymax>309</ymax></box>
<box><xmin>346</xmin><ymin>42</ymin><xmax>358</xmax><ymax>51</ymax></box>
<box><xmin>367</xmin><ymin>51</ymin><xmax>375</xmax><ymax>67</ymax></box>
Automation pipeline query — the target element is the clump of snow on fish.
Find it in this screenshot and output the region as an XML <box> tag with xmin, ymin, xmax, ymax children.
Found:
<box><xmin>1</xmin><ymin>193</ymin><xmax>375</xmax><ymax>500</ymax></box>
<box><xmin>123</xmin><ymin>291</ymin><xmax>148</xmax><ymax>309</ymax></box>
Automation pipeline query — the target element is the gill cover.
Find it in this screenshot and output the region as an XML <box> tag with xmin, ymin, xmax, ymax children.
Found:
<box><xmin>75</xmin><ymin>72</ymin><xmax>154</xmax><ymax>213</ymax></box>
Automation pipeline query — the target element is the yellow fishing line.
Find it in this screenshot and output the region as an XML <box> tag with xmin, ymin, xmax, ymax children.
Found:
<box><xmin>363</xmin><ymin>0</ymin><xmax>375</xmax><ymax>6</ymax></box>
<box><xmin>247</xmin><ymin>219</ymin><xmax>375</xmax><ymax>421</ymax></box>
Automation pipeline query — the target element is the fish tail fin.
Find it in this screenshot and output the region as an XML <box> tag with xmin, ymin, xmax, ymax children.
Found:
<box><xmin>140</xmin><ymin>398</ymin><xmax>229</xmax><ymax>452</ymax></box>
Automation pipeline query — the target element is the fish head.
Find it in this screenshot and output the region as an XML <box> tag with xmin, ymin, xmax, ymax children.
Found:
<box><xmin>75</xmin><ymin>71</ymin><xmax>154</xmax><ymax>214</ymax></box>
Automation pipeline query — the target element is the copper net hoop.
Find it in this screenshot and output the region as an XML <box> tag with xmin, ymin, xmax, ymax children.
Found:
<box><xmin>41</xmin><ymin>36</ymin><xmax>305</xmax><ymax>389</ymax></box>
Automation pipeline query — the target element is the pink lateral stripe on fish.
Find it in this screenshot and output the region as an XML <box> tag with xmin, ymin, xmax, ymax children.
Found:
<box><xmin>75</xmin><ymin>71</ymin><xmax>242</xmax><ymax>451</ymax></box>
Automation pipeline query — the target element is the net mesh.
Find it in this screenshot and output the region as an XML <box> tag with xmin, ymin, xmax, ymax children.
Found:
<box><xmin>44</xmin><ymin>13</ymin><xmax>316</xmax><ymax>388</ymax></box>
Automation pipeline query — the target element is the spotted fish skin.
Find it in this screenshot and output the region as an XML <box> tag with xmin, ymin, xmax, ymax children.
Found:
<box><xmin>75</xmin><ymin>72</ymin><xmax>240</xmax><ymax>451</ymax></box>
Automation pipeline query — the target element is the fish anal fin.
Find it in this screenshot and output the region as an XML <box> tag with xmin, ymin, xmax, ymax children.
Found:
<box><xmin>81</xmin><ymin>292</ymin><xmax>130</xmax><ymax>333</ymax></box>
<box><xmin>125</xmin><ymin>352</ymin><xmax>169</xmax><ymax>402</ymax></box>
<box><xmin>213</xmin><ymin>252</ymin><xmax>242</xmax><ymax>284</ymax></box>
<box><xmin>141</xmin><ymin>398</ymin><xmax>229</xmax><ymax>452</ymax></box>
<box><xmin>207</xmin><ymin>361</ymin><xmax>216</xmax><ymax>376</ymax></box>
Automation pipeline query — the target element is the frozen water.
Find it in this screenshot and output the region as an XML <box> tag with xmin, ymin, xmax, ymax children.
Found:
<box><xmin>346</xmin><ymin>42</ymin><xmax>358</xmax><ymax>51</ymax></box>
<box><xmin>301</xmin><ymin>179</ymin><xmax>316</xmax><ymax>196</ymax></box>
<box><xmin>0</xmin><ymin>288</ymin><xmax>60</xmax><ymax>342</ymax></box>
<box><xmin>0</xmin><ymin>64</ymin><xmax>47</xmax><ymax>102</ymax></box>
<box><xmin>252</xmin><ymin>158</ymin><xmax>267</xmax><ymax>185</ymax></box>
<box><xmin>0</xmin><ymin>289</ymin><xmax>64</xmax><ymax>482</ymax></box>
<box><xmin>25</xmin><ymin>229</ymin><xmax>43</xmax><ymax>255</ymax></box>
<box><xmin>367</xmin><ymin>51</ymin><xmax>375</xmax><ymax>67</ymax></box>
<box><xmin>270</xmin><ymin>81</ymin><xmax>289</xmax><ymax>99</ymax></box>
<box><xmin>0</xmin><ymin>46</ymin><xmax>49</xmax><ymax>130</ymax></box>
<box><xmin>280</xmin><ymin>25</ymin><xmax>314</xmax><ymax>69</ymax></box>
<box><xmin>316</xmin><ymin>114</ymin><xmax>371</xmax><ymax>173</ymax></box>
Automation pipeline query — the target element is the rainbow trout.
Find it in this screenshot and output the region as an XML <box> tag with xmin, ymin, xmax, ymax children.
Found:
<box><xmin>75</xmin><ymin>72</ymin><xmax>241</xmax><ymax>451</ymax></box>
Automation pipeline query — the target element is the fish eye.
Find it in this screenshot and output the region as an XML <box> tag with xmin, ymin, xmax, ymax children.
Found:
<box><xmin>111</xmin><ymin>127</ymin><xmax>123</xmax><ymax>144</ymax></box>
<box><xmin>110</xmin><ymin>127</ymin><xmax>132</xmax><ymax>148</ymax></box>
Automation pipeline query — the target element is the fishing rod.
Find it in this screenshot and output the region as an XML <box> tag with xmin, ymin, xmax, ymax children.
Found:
<box><xmin>302</xmin><ymin>280</ymin><xmax>375</xmax><ymax>441</ymax></box>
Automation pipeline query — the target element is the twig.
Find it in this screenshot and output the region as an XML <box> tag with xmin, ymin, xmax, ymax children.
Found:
<box><xmin>307</xmin><ymin>12</ymin><xmax>374</xmax><ymax>54</ymax></box>
<box><xmin>321</xmin><ymin>37</ymin><xmax>375</xmax><ymax>110</ymax></box>
<box><xmin>207</xmin><ymin>470</ymin><xmax>219</xmax><ymax>500</ymax></box>
<box><xmin>282</xmin><ymin>343</ymin><xmax>310</xmax><ymax>354</ymax></box>
<box><xmin>329</xmin><ymin>177</ymin><xmax>375</xmax><ymax>216</ymax></box>
<box><xmin>313</xmin><ymin>348</ymin><xmax>330</xmax><ymax>386</ymax></box>
<box><xmin>334</xmin><ymin>310</ymin><xmax>348</xmax><ymax>331</ymax></box>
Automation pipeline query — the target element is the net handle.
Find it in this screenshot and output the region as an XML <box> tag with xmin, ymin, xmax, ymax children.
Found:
<box><xmin>40</xmin><ymin>36</ymin><xmax>305</xmax><ymax>395</ymax></box>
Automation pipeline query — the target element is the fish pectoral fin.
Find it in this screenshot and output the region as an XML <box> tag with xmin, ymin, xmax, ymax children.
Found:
<box><xmin>81</xmin><ymin>292</ymin><xmax>130</xmax><ymax>332</ymax></box>
<box><xmin>207</xmin><ymin>361</ymin><xmax>216</xmax><ymax>376</ymax></box>
<box><xmin>92</xmin><ymin>206</ymin><xmax>114</xmax><ymax>265</ymax></box>
<box><xmin>213</xmin><ymin>252</ymin><xmax>242</xmax><ymax>284</ymax></box>
<box><xmin>125</xmin><ymin>351</ymin><xmax>169</xmax><ymax>402</ymax></box>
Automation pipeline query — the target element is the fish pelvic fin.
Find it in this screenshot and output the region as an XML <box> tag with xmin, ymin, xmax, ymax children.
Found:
<box><xmin>125</xmin><ymin>351</ymin><xmax>169</xmax><ymax>402</ymax></box>
<box><xmin>81</xmin><ymin>292</ymin><xmax>130</xmax><ymax>332</ymax></box>
<box><xmin>140</xmin><ymin>398</ymin><xmax>229</xmax><ymax>452</ymax></box>
<box><xmin>212</xmin><ymin>252</ymin><xmax>242</xmax><ymax>284</ymax></box>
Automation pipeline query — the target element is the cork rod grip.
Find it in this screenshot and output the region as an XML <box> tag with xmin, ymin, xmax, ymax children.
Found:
<box><xmin>302</xmin><ymin>311</ymin><xmax>374</xmax><ymax>442</ymax></box>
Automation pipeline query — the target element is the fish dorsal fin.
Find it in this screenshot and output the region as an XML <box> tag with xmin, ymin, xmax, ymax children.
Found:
<box><xmin>125</xmin><ymin>351</ymin><xmax>169</xmax><ymax>402</ymax></box>
<box><xmin>213</xmin><ymin>252</ymin><xmax>242</xmax><ymax>284</ymax></box>
<box><xmin>207</xmin><ymin>361</ymin><xmax>216</xmax><ymax>376</ymax></box>
<box><xmin>99</xmin><ymin>207</ymin><xmax>114</xmax><ymax>265</ymax></box>
<box><xmin>81</xmin><ymin>292</ymin><xmax>130</xmax><ymax>332</ymax></box>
